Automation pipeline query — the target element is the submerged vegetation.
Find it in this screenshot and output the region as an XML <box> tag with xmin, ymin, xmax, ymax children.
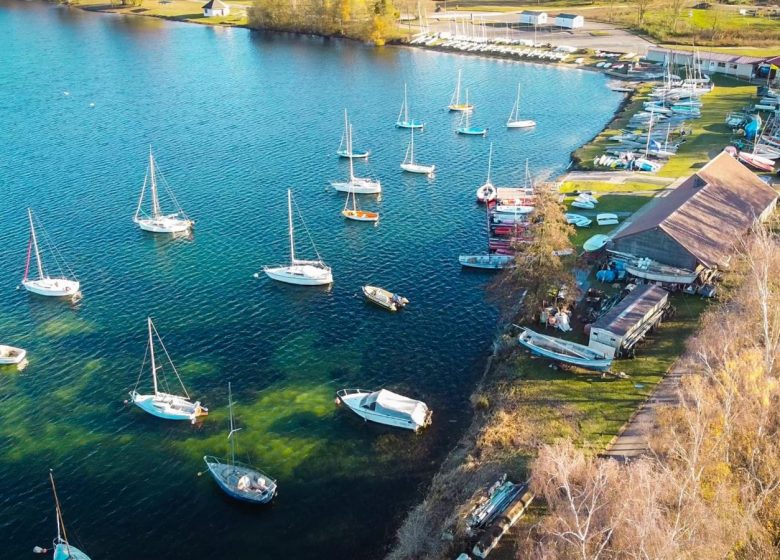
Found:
<box><xmin>248</xmin><ymin>0</ymin><xmax>400</xmax><ymax>45</ymax></box>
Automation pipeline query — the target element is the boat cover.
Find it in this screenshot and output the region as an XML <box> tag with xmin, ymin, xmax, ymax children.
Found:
<box><xmin>362</xmin><ymin>389</ymin><xmax>427</xmax><ymax>423</ymax></box>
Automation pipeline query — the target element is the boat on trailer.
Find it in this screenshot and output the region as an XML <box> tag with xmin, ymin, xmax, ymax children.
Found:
<box><xmin>0</xmin><ymin>345</ymin><xmax>26</xmax><ymax>365</ymax></box>
<box><xmin>625</xmin><ymin>257</ymin><xmax>698</xmax><ymax>284</ymax></box>
<box><xmin>21</xmin><ymin>209</ymin><xmax>80</xmax><ymax>299</ymax></box>
<box><xmin>336</xmin><ymin>388</ymin><xmax>432</xmax><ymax>431</ymax></box>
<box><xmin>204</xmin><ymin>383</ymin><xmax>277</xmax><ymax>504</ymax></box>
<box><xmin>517</xmin><ymin>327</ymin><xmax>613</xmax><ymax>372</ymax></box>
<box><xmin>362</xmin><ymin>285</ymin><xmax>408</xmax><ymax>311</ymax></box>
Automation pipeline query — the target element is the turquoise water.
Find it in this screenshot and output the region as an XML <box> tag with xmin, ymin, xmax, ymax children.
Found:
<box><xmin>0</xmin><ymin>3</ymin><xmax>622</xmax><ymax>558</ymax></box>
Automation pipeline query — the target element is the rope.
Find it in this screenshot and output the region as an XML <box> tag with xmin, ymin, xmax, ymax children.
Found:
<box><xmin>132</xmin><ymin>343</ymin><xmax>149</xmax><ymax>393</ymax></box>
<box><xmin>154</xmin><ymin>159</ymin><xmax>190</xmax><ymax>221</ymax></box>
<box><xmin>291</xmin><ymin>193</ymin><xmax>323</xmax><ymax>262</ymax></box>
<box><xmin>35</xmin><ymin>213</ymin><xmax>77</xmax><ymax>280</ymax></box>
<box><xmin>149</xmin><ymin>320</ymin><xmax>190</xmax><ymax>399</ymax></box>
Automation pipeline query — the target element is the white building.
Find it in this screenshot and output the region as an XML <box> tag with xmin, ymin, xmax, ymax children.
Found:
<box><xmin>202</xmin><ymin>0</ymin><xmax>230</xmax><ymax>17</ymax></box>
<box><xmin>555</xmin><ymin>13</ymin><xmax>584</xmax><ymax>29</ymax></box>
<box><xmin>519</xmin><ymin>11</ymin><xmax>547</xmax><ymax>26</ymax></box>
<box><xmin>645</xmin><ymin>47</ymin><xmax>765</xmax><ymax>80</ymax></box>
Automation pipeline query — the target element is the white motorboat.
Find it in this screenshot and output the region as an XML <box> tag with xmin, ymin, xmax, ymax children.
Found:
<box><xmin>336</xmin><ymin>388</ymin><xmax>432</xmax><ymax>431</ymax></box>
<box><xmin>133</xmin><ymin>147</ymin><xmax>193</xmax><ymax>234</ymax></box>
<box><xmin>506</xmin><ymin>83</ymin><xmax>536</xmax><ymax>128</ymax></box>
<box><xmin>518</xmin><ymin>327</ymin><xmax>612</xmax><ymax>372</ymax></box>
<box><xmin>362</xmin><ymin>285</ymin><xmax>409</xmax><ymax>311</ymax></box>
<box><xmin>396</xmin><ymin>83</ymin><xmax>424</xmax><ymax>129</ymax></box>
<box><xmin>21</xmin><ymin>209</ymin><xmax>80</xmax><ymax>299</ymax></box>
<box><xmin>331</xmin><ymin>119</ymin><xmax>381</xmax><ymax>194</ymax></box>
<box><xmin>448</xmin><ymin>69</ymin><xmax>473</xmax><ymax>112</ymax></box>
<box><xmin>400</xmin><ymin>128</ymin><xmax>435</xmax><ymax>175</ymax></box>
<box><xmin>260</xmin><ymin>189</ymin><xmax>333</xmax><ymax>286</ymax></box>
<box><xmin>494</xmin><ymin>204</ymin><xmax>534</xmax><ymax>215</ymax></box>
<box><xmin>129</xmin><ymin>317</ymin><xmax>208</xmax><ymax>423</ymax></box>
<box><xmin>34</xmin><ymin>472</ymin><xmax>92</xmax><ymax>560</ymax></box>
<box><xmin>0</xmin><ymin>345</ymin><xmax>26</xmax><ymax>365</ymax></box>
<box><xmin>596</xmin><ymin>213</ymin><xmax>619</xmax><ymax>226</ymax></box>
<box><xmin>204</xmin><ymin>383</ymin><xmax>277</xmax><ymax>504</ymax></box>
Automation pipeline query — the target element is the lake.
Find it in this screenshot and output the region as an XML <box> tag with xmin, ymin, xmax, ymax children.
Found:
<box><xmin>0</xmin><ymin>3</ymin><xmax>622</xmax><ymax>558</ymax></box>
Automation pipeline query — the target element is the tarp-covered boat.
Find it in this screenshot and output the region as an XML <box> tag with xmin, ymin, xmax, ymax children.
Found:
<box><xmin>336</xmin><ymin>389</ymin><xmax>432</xmax><ymax>431</ymax></box>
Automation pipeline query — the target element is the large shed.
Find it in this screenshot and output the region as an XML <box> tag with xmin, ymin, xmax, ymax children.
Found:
<box><xmin>555</xmin><ymin>13</ymin><xmax>584</xmax><ymax>29</ymax></box>
<box><xmin>589</xmin><ymin>284</ymin><xmax>669</xmax><ymax>358</ymax></box>
<box><xmin>610</xmin><ymin>152</ymin><xmax>778</xmax><ymax>271</ymax></box>
<box><xmin>519</xmin><ymin>11</ymin><xmax>548</xmax><ymax>26</ymax></box>
<box><xmin>645</xmin><ymin>47</ymin><xmax>767</xmax><ymax>80</ymax></box>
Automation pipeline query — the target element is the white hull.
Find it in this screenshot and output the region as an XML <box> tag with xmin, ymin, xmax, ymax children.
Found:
<box><xmin>23</xmin><ymin>278</ymin><xmax>80</xmax><ymax>298</ymax></box>
<box><xmin>571</xmin><ymin>200</ymin><xmax>595</xmax><ymax>210</ymax></box>
<box><xmin>459</xmin><ymin>255</ymin><xmax>515</xmax><ymax>269</ymax></box>
<box><xmin>130</xmin><ymin>390</ymin><xmax>207</xmax><ymax>421</ymax></box>
<box><xmin>134</xmin><ymin>215</ymin><xmax>192</xmax><ymax>233</ymax></box>
<box><xmin>401</xmin><ymin>163</ymin><xmax>435</xmax><ymax>175</ymax></box>
<box><xmin>495</xmin><ymin>204</ymin><xmax>534</xmax><ymax>215</ymax></box>
<box><xmin>506</xmin><ymin>119</ymin><xmax>536</xmax><ymax>128</ymax></box>
<box><xmin>337</xmin><ymin>390</ymin><xmax>430</xmax><ymax>432</ymax></box>
<box><xmin>0</xmin><ymin>345</ymin><xmax>26</xmax><ymax>365</ymax></box>
<box><xmin>262</xmin><ymin>264</ymin><xmax>333</xmax><ymax>286</ymax></box>
<box><xmin>331</xmin><ymin>179</ymin><xmax>382</xmax><ymax>194</ymax></box>
<box><xmin>476</xmin><ymin>183</ymin><xmax>496</xmax><ymax>203</ymax></box>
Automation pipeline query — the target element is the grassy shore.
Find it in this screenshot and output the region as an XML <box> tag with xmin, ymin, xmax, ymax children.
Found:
<box><xmin>71</xmin><ymin>0</ymin><xmax>250</xmax><ymax>26</ymax></box>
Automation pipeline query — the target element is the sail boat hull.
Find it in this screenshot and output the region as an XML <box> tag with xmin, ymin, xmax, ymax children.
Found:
<box><xmin>336</xmin><ymin>149</ymin><xmax>370</xmax><ymax>159</ymax></box>
<box><xmin>331</xmin><ymin>179</ymin><xmax>382</xmax><ymax>194</ymax></box>
<box><xmin>54</xmin><ymin>542</ymin><xmax>91</xmax><ymax>560</ymax></box>
<box><xmin>130</xmin><ymin>390</ymin><xmax>207</xmax><ymax>421</ymax></box>
<box><xmin>507</xmin><ymin>119</ymin><xmax>536</xmax><ymax>129</ymax></box>
<box><xmin>457</xmin><ymin>127</ymin><xmax>488</xmax><ymax>136</ymax></box>
<box><xmin>342</xmin><ymin>209</ymin><xmax>379</xmax><ymax>222</ymax></box>
<box><xmin>204</xmin><ymin>456</ymin><xmax>277</xmax><ymax>504</ymax></box>
<box><xmin>396</xmin><ymin>120</ymin><xmax>424</xmax><ymax>129</ymax></box>
<box><xmin>401</xmin><ymin>163</ymin><xmax>435</xmax><ymax>175</ymax></box>
<box><xmin>134</xmin><ymin>215</ymin><xmax>192</xmax><ymax>233</ymax></box>
<box><xmin>448</xmin><ymin>104</ymin><xmax>474</xmax><ymax>112</ymax></box>
<box><xmin>22</xmin><ymin>278</ymin><xmax>80</xmax><ymax>298</ymax></box>
<box><xmin>263</xmin><ymin>264</ymin><xmax>333</xmax><ymax>285</ymax></box>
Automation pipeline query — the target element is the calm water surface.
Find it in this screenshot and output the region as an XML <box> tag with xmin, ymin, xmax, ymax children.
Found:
<box><xmin>0</xmin><ymin>3</ymin><xmax>622</xmax><ymax>557</ymax></box>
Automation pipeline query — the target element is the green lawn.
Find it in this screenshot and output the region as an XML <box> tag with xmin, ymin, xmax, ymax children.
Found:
<box><xmin>560</xmin><ymin>180</ymin><xmax>668</xmax><ymax>194</ymax></box>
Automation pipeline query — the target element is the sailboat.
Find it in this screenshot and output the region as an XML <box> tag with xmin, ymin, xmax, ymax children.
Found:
<box><xmin>400</xmin><ymin>128</ymin><xmax>435</xmax><ymax>175</ymax></box>
<box><xmin>133</xmin><ymin>147</ymin><xmax>193</xmax><ymax>234</ymax></box>
<box><xmin>331</xmin><ymin>124</ymin><xmax>382</xmax><ymax>194</ymax></box>
<box><xmin>448</xmin><ymin>69</ymin><xmax>473</xmax><ymax>112</ymax></box>
<box><xmin>342</xmin><ymin>189</ymin><xmax>379</xmax><ymax>222</ymax></box>
<box><xmin>33</xmin><ymin>471</ymin><xmax>92</xmax><ymax>560</ymax></box>
<box><xmin>506</xmin><ymin>83</ymin><xmax>536</xmax><ymax>129</ymax></box>
<box><xmin>336</xmin><ymin>110</ymin><xmax>370</xmax><ymax>159</ymax></box>
<box><xmin>475</xmin><ymin>143</ymin><xmax>497</xmax><ymax>203</ymax></box>
<box><xmin>260</xmin><ymin>189</ymin><xmax>333</xmax><ymax>286</ymax></box>
<box><xmin>129</xmin><ymin>317</ymin><xmax>208</xmax><ymax>422</ymax></box>
<box><xmin>396</xmin><ymin>83</ymin><xmax>424</xmax><ymax>129</ymax></box>
<box><xmin>456</xmin><ymin>91</ymin><xmax>487</xmax><ymax>136</ymax></box>
<box><xmin>21</xmin><ymin>209</ymin><xmax>80</xmax><ymax>299</ymax></box>
<box><xmin>204</xmin><ymin>383</ymin><xmax>277</xmax><ymax>504</ymax></box>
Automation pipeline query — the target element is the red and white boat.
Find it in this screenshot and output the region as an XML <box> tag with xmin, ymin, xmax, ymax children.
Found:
<box><xmin>738</xmin><ymin>152</ymin><xmax>774</xmax><ymax>172</ymax></box>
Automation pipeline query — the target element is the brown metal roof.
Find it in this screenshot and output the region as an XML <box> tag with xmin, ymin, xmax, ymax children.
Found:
<box><xmin>592</xmin><ymin>284</ymin><xmax>668</xmax><ymax>338</ymax></box>
<box><xmin>612</xmin><ymin>152</ymin><xmax>778</xmax><ymax>268</ymax></box>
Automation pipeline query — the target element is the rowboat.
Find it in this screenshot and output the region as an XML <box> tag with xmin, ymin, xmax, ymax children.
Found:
<box><xmin>738</xmin><ymin>152</ymin><xmax>774</xmax><ymax>172</ymax></box>
<box><xmin>565</xmin><ymin>213</ymin><xmax>592</xmax><ymax>227</ymax></box>
<box><xmin>583</xmin><ymin>234</ymin><xmax>610</xmax><ymax>252</ymax></box>
<box><xmin>625</xmin><ymin>257</ymin><xmax>698</xmax><ymax>284</ymax></box>
<box><xmin>362</xmin><ymin>285</ymin><xmax>408</xmax><ymax>311</ymax></box>
<box><xmin>596</xmin><ymin>213</ymin><xmax>619</xmax><ymax>226</ymax></box>
<box><xmin>336</xmin><ymin>388</ymin><xmax>432</xmax><ymax>431</ymax></box>
<box><xmin>571</xmin><ymin>199</ymin><xmax>595</xmax><ymax>210</ymax></box>
<box><xmin>517</xmin><ymin>327</ymin><xmax>613</xmax><ymax>372</ymax></box>
<box><xmin>0</xmin><ymin>345</ymin><xmax>26</xmax><ymax>365</ymax></box>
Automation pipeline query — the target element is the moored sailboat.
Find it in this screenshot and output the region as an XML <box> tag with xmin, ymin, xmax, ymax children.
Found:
<box><xmin>456</xmin><ymin>90</ymin><xmax>487</xmax><ymax>136</ymax></box>
<box><xmin>342</xmin><ymin>189</ymin><xmax>379</xmax><ymax>222</ymax></box>
<box><xmin>506</xmin><ymin>83</ymin><xmax>536</xmax><ymax>129</ymax></box>
<box><xmin>331</xmin><ymin>123</ymin><xmax>382</xmax><ymax>194</ymax></box>
<box><xmin>133</xmin><ymin>147</ymin><xmax>193</xmax><ymax>234</ymax></box>
<box><xmin>396</xmin><ymin>83</ymin><xmax>424</xmax><ymax>129</ymax></box>
<box><xmin>476</xmin><ymin>143</ymin><xmax>496</xmax><ymax>203</ymax></box>
<box><xmin>336</xmin><ymin>109</ymin><xmax>370</xmax><ymax>159</ymax></box>
<box><xmin>33</xmin><ymin>471</ymin><xmax>92</xmax><ymax>560</ymax></box>
<box><xmin>448</xmin><ymin>69</ymin><xmax>473</xmax><ymax>112</ymax></box>
<box><xmin>21</xmin><ymin>209</ymin><xmax>80</xmax><ymax>299</ymax></box>
<box><xmin>260</xmin><ymin>189</ymin><xmax>333</xmax><ymax>286</ymax></box>
<box><xmin>400</xmin><ymin>128</ymin><xmax>435</xmax><ymax>176</ymax></box>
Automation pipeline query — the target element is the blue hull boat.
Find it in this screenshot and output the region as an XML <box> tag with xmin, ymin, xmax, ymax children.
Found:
<box><xmin>457</xmin><ymin>126</ymin><xmax>488</xmax><ymax>137</ymax></box>
<box><xmin>396</xmin><ymin>119</ymin><xmax>424</xmax><ymax>129</ymax></box>
<box><xmin>518</xmin><ymin>327</ymin><xmax>613</xmax><ymax>372</ymax></box>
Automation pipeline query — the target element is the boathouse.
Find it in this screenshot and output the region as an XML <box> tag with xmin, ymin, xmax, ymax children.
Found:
<box><xmin>645</xmin><ymin>47</ymin><xmax>767</xmax><ymax>80</ymax></box>
<box><xmin>589</xmin><ymin>284</ymin><xmax>669</xmax><ymax>358</ymax></box>
<box><xmin>610</xmin><ymin>152</ymin><xmax>778</xmax><ymax>271</ymax></box>
<box><xmin>554</xmin><ymin>13</ymin><xmax>584</xmax><ymax>29</ymax></box>
<box><xmin>519</xmin><ymin>11</ymin><xmax>548</xmax><ymax>26</ymax></box>
<box><xmin>202</xmin><ymin>0</ymin><xmax>230</xmax><ymax>17</ymax></box>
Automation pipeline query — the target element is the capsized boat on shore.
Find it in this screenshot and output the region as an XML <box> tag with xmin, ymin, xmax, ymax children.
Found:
<box><xmin>517</xmin><ymin>327</ymin><xmax>613</xmax><ymax>372</ymax></box>
<box><xmin>336</xmin><ymin>388</ymin><xmax>432</xmax><ymax>431</ymax></box>
<box><xmin>565</xmin><ymin>213</ymin><xmax>592</xmax><ymax>228</ymax></box>
<box><xmin>583</xmin><ymin>234</ymin><xmax>610</xmax><ymax>253</ymax></box>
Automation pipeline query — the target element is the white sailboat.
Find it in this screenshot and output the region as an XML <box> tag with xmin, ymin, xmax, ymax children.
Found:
<box><xmin>336</xmin><ymin>109</ymin><xmax>370</xmax><ymax>159</ymax></box>
<box><xmin>204</xmin><ymin>383</ymin><xmax>277</xmax><ymax>504</ymax></box>
<box><xmin>396</xmin><ymin>83</ymin><xmax>424</xmax><ymax>129</ymax></box>
<box><xmin>133</xmin><ymin>147</ymin><xmax>193</xmax><ymax>234</ymax></box>
<box><xmin>448</xmin><ymin>69</ymin><xmax>473</xmax><ymax>112</ymax></box>
<box><xmin>400</xmin><ymin>128</ymin><xmax>435</xmax><ymax>176</ymax></box>
<box><xmin>33</xmin><ymin>471</ymin><xmax>92</xmax><ymax>560</ymax></box>
<box><xmin>259</xmin><ymin>189</ymin><xmax>333</xmax><ymax>286</ymax></box>
<box><xmin>475</xmin><ymin>143</ymin><xmax>496</xmax><ymax>203</ymax></box>
<box><xmin>129</xmin><ymin>317</ymin><xmax>208</xmax><ymax>423</ymax></box>
<box><xmin>21</xmin><ymin>209</ymin><xmax>80</xmax><ymax>299</ymax></box>
<box><xmin>506</xmin><ymin>83</ymin><xmax>536</xmax><ymax>129</ymax></box>
<box><xmin>331</xmin><ymin>123</ymin><xmax>382</xmax><ymax>194</ymax></box>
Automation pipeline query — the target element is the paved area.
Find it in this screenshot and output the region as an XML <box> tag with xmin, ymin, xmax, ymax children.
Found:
<box><xmin>563</xmin><ymin>171</ymin><xmax>677</xmax><ymax>185</ymax></box>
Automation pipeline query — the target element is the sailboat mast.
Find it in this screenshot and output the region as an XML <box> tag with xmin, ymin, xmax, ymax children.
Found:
<box><xmin>403</xmin><ymin>83</ymin><xmax>409</xmax><ymax>122</ymax></box>
<box><xmin>409</xmin><ymin>128</ymin><xmax>415</xmax><ymax>164</ymax></box>
<box><xmin>27</xmin><ymin>209</ymin><xmax>44</xmax><ymax>281</ymax></box>
<box><xmin>149</xmin><ymin>148</ymin><xmax>162</xmax><ymax>219</ymax></box>
<box><xmin>348</xmin><ymin>124</ymin><xmax>355</xmax><ymax>181</ymax></box>
<box><xmin>148</xmin><ymin>317</ymin><xmax>158</xmax><ymax>396</ymax></box>
<box><xmin>454</xmin><ymin>69</ymin><xmax>462</xmax><ymax>105</ymax></box>
<box><xmin>228</xmin><ymin>382</ymin><xmax>236</xmax><ymax>469</ymax></box>
<box><xmin>513</xmin><ymin>83</ymin><xmax>521</xmax><ymax>120</ymax></box>
<box><xmin>486</xmin><ymin>143</ymin><xmax>493</xmax><ymax>185</ymax></box>
<box><xmin>49</xmin><ymin>471</ymin><xmax>71</xmax><ymax>553</ymax></box>
<box><xmin>287</xmin><ymin>189</ymin><xmax>295</xmax><ymax>264</ymax></box>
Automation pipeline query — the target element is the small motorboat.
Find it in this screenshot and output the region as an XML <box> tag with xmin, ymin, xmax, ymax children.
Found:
<box><xmin>565</xmin><ymin>213</ymin><xmax>592</xmax><ymax>227</ymax></box>
<box><xmin>362</xmin><ymin>285</ymin><xmax>408</xmax><ymax>312</ymax></box>
<box><xmin>0</xmin><ymin>345</ymin><xmax>26</xmax><ymax>365</ymax></box>
<box><xmin>517</xmin><ymin>327</ymin><xmax>613</xmax><ymax>372</ymax></box>
<box><xmin>494</xmin><ymin>204</ymin><xmax>534</xmax><ymax>215</ymax></box>
<box><xmin>459</xmin><ymin>254</ymin><xmax>515</xmax><ymax>270</ymax></box>
<box><xmin>596</xmin><ymin>213</ymin><xmax>619</xmax><ymax>226</ymax></box>
<box><xmin>583</xmin><ymin>234</ymin><xmax>610</xmax><ymax>252</ymax></box>
<box><xmin>336</xmin><ymin>388</ymin><xmax>432</xmax><ymax>431</ymax></box>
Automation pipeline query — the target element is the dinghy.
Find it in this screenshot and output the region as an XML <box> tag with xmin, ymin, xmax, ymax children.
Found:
<box><xmin>396</xmin><ymin>83</ymin><xmax>424</xmax><ymax>129</ymax></box>
<box><xmin>21</xmin><ymin>209</ymin><xmax>80</xmax><ymax>299</ymax></box>
<box><xmin>583</xmin><ymin>234</ymin><xmax>610</xmax><ymax>252</ymax></box>
<box><xmin>565</xmin><ymin>213</ymin><xmax>592</xmax><ymax>227</ymax></box>
<box><xmin>448</xmin><ymin>69</ymin><xmax>473</xmax><ymax>112</ymax></box>
<box><xmin>571</xmin><ymin>199</ymin><xmax>595</xmax><ymax>210</ymax></box>
<box><xmin>0</xmin><ymin>345</ymin><xmax>26</xmax><ymax>365</ymax></box>
<box><xmin>331</xmin><ymin>122</ymin><xmax>382</xmax><ymax>194</ymax></box>
<box><xmin>34</xmin><ymin>472</ymin><xmax>92</xmax><ymax>560</ymax></box>
<box><xmin>456</xmin><ymin>91</ymin><xmax>487</xmax><ymax>136</ymax></box>
<box><xmin>336</xmin><ymin>110</ymin><xmax>370</xmax><ymax>158</ymax></box>
<box><xmin>342</xmin><ymin>189</ymin><xmax>378</xmax><ymax>222</ymax></box>
<box><xmin>400</xmin><ymin>128</ymin><xmax>435</xmax><ymax>175</ymax></box>
<box><xmin>261</xmin><ymin>190</ymin><xmax>333</xmax><ymax>286</ymax></box>
<box><xmin>362</xmin><ymin>285</ymin><xmax>408</xmax><ymax>312</ymax></box>
<box><xmin>336</xmin><ymin>388</ymin><xmax>432</xmax><ymax>431</ymax></box>
<box><xmin>738</xmin><ymin>152</ymin><xmax>774</xmax><ymax>172</ymax></box>
<box><xmin>129</xmin><ymin>317</ymin><xmax>208</xmax><ymax>423</ymax></box>
<box><xmin>625</xmin><ymin>257</ymin><xmax>698</xmax><ymax>284</ymax></box>
<box><xmin>475</xmin><ymin>143</ymin><xmax>496</xmax><ymax>203</ymax></box>
<box><xmin>596</xmin><ymin>213</ymin><xmax>619</xmax><ymax>226</ymax></box>
<box><xmin>458</xmin><ymin>254</ymin><xmax>515</xmax><ymax>270</ymax></box>
<box><xmin>494</xmin><ymin>204</ymin><xmax>534</xmax><ymax>215</ymax></box>
<box><xmin>506</xmin><ymin>83</ymin><xmax>536</xmax><ymax>129</ymax></box>
<box><xmin>204</xmin><ymin>383</ymin><xmax>277</xmax><ymax>504</ymax></box>
<box><xmin>517</xmin><ymin>327</ymin><xmax>613</xmax><ymax>372</ymax></box>
<box><xmin>133</xmin><ymin>147</ymin><xmax>193</xmax><ymax>234</ymax></box>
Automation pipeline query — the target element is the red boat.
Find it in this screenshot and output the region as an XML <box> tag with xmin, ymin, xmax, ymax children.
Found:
<box><xmin>738</xmin><ymin>152</ymin><xmax>774</xmax><ymax>172</ymax></box>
